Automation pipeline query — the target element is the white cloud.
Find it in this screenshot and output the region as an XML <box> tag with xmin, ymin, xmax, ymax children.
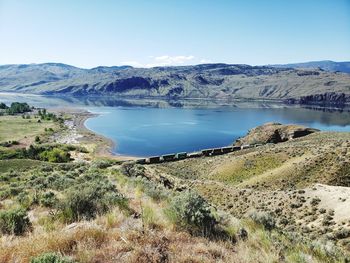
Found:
<box><xmin>199</xmin><ymin>59</ymin><xmax>212</xmax><ymax>64</ymax></box>
<box><xmin>120</xmin><ymin>60</ymin><xmax>144</xmax><ymax>67</ymax></box>
<box><xmin>121</xmin><ymin>55</ymin><xmax>196</xmax><ymax>68</ymax></box>
<box><xmin>146</xmin><ymin>55</ymin><xmax>195</xmax><ymax>67</ymax></box>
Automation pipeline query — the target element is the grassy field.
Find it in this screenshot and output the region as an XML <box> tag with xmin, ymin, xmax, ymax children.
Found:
<box><xmin>0</xmin><ymin>115</ymin><xmax>56</xmax><ymax>144</ymax></box>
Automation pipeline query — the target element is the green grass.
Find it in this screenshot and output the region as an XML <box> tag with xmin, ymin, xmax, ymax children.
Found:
<box><xmin>210</xmin><ymin>154</ymin><xmax>286</xmax><ymax>185</ymax></box>
<box><xmin>0</xmin><ymin>115</ymin><xmax>55</xmax><ymax>143</ymax></box>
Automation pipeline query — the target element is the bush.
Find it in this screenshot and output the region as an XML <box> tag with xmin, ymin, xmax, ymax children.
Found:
<box><xmin>39</xmin><ymin>148</ymin><xmax>70</xmax><ymax>163</ymax></box>
<box><xmin>40</xmin><ymin>191</ymin><xmax>58</xmax><ymax>208</ymax></box>
<box><xmin>131</xmin><ymin>177</ymin><xmax>169</xmax><ymax>202</ymax></box>
<box><xmin>121</xmin><ymin>163</ymin><xmax>145</xmax><ymax>177</ymax></box>
<box><xmin>0</xmin><ymin>208</ymin><xmax>32</xmax><ymax>235</ymax></box>
<box><xmin>166</xmin><ymin>190</ymin><xmax>217</xmax><ymax>236</ymax></box>
<box><xmin>91</xmin><ymin>160</ymin><xmax>114</xmax><ymax>169</ymax></box>
<box><xmin>16</xmin><ymin>192</ymin><xmax>33</xmax><ymax>208</ymax></box>
<box><xmin>59</xmin><ymin>181</ymin><xmax>126</xmax><ymax>222</ymax></box>
<box><xmin>31</xmin><ymin>252</ymin><xmax>75</xmax><ymax>263</ymax></box>
<box><xmin>249</xmin><ymin>211</ymin><xmax>276</xmax><ymax>231</ymax></box>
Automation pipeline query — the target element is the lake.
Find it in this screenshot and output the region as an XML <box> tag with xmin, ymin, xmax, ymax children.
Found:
<box><xmin>1</xmin><ymin>93</ymin><xmax>350</xmax><ymax>157</ymax></box>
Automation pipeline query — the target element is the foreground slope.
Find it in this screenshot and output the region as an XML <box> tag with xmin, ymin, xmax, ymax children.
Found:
<box><xmin>152</xmin><ymin>131</ymin><xmax>350</xmax><ymax>251</ymax></box>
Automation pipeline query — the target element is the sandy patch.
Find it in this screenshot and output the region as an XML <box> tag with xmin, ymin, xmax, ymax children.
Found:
<box><xmin>305</xmin><ymin>183</ymin><xmax>350</xmax><ymax>223</ymax></box>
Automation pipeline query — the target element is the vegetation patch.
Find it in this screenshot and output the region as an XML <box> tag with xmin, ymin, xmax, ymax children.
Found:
<box><xmin>58</xmin><ymin>179</ymin><xmax>126</xmax><ymax>222</ymax></box>
<box><xmin>211</xmin><ymin>153</ymin><xmax>286</xmax><ymax>185</ymax></box>
<box><xmin>30</xmin><ymin>252</ymin><xmax>75</xmax><ymax>263</ymax></box>
<box><xmin>0</xmin><ymin>208</ymin><xmax>32</xmax><ymax>235</ymax></box>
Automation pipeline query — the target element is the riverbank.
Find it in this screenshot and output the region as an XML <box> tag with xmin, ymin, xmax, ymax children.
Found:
<box><xmin>51</xmin><ymin>108</ymin><xmax>137</xmax><ymax>161</ymax></box>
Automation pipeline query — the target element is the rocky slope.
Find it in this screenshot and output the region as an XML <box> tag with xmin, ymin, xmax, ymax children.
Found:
<box><xmin>234</xmin><ymin>122</ymin><xmax>319</xmax><ymax>146</ymax></box>
<box><xmin>1</xmin><ymin>62</ymin><xmax>350</xmax><ymax>105</ymax></box>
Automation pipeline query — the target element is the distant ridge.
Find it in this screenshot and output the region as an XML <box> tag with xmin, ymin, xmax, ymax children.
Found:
<box><xmin>270</xmin><ymin>60</ymin><xmax>350</xmax><ymax>73</ymax></box>
<box><xmin>0</xmin><ymin>61</ymin><xmax>350</xmax><ymax>106</ymax></box>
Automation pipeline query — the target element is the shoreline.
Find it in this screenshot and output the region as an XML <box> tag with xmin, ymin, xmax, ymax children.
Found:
<box><xmin>52</xmin><ymin>107</ymin><xmax>138</xmax><ymax>161</ymax></box>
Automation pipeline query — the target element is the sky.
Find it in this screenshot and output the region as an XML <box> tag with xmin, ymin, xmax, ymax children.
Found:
<box><xmin>0</xmin><ymin>0</ymin><xmax>349</xmax><ymax>68</ymax></box>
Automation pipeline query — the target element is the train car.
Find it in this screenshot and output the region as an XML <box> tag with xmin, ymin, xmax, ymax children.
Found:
<box><xmin>221</xmin><ymin>146</ymin><xmax>233</xmax><ymax>153</ymax></box>
<box><xmin>187</xmin><ymin>151</ymin><xmax>203</xmax><ymax>158</ymax></box>
<box><xmin>147</xmin><ymin>156</ymin><xmax>161</xmax><ymax>164</ymax></box>
<box><xmin>136</xmin><ymin>158</ymin><xmax>146</xmax><ymax>164</ymax></box>
<box><xmin>211</xmin><ymin>148</ymin><xmax>223</xmax><ymax>155</ymax></box>
<box><xmin>241</xmin><ymin>144</ymin><xmax>252</xmax><ymax>150</ymax></box>
<box><xmin>232</xmin><ymin>146</ymin><xmax>241</xmax><ymax>151</ymax></box>
<box><xmin>162</xmin><ymin>153</ymin><xmax>176</xmax><ymax>162</ymax></box>
<box><xmin>201</xmin><ymin>149</ymin><xmax>212</xmax><ymax>156</ymax></box>
<box><xmin>176</xmin><ymin>152</ymin><xmax>187</xmax><ymax>159</ymax></box>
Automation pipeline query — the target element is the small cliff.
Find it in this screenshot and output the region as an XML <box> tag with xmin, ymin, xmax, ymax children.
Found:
<box><xmin>234</xmin><ymin>122</ymin><xmax>319</xmax><ymax>146</ymax></box>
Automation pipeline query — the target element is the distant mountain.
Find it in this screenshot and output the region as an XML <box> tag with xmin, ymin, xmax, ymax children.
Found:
<box><xmin>1</xmin><ymin>62</ymin><xmax>350</xmax><ymax>106</ymax></box>
<box><xmin>271</xmin><ymin>60</ymin><xmax>350</xmax><ymax>73</ymax></box>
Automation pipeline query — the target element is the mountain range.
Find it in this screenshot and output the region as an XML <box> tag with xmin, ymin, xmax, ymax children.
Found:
<box><xmin>1</xmin><ymin>60</ymin><xmax>350</xmax><ymax>105</ymax></box>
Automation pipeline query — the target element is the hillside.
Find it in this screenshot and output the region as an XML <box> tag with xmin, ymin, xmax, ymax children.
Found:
<box><xmin>151</xmin><ymin>129</ymin><xmax>350</xmax><ymax>252</ymax></box>
<box><xmin>1</xmin><ymin>62</ymin><xmax>350</xmax><ymax>105</ymax></box>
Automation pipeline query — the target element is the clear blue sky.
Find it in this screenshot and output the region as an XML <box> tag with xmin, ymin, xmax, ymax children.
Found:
<box><xmin>0</xmin><ymin>0</ymin><xmax>349</xmax><ymax>68</ymax></box>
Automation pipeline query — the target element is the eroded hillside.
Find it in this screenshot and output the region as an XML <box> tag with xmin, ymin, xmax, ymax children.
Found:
<box><xmin>149</xmin><ymin>131</ymin><xmax>350</xmax><ymax>250</ymax></box>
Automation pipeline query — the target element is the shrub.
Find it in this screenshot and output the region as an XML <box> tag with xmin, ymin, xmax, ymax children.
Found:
<box><xmin>16</xmin><ymin>192</ymin><xmax>33</xmax><ymax>208</ymax></box>
<box><xmin>166</xmin><ymin>190</ymin><xmax>217</xmax><ymax>236</ymax></box>
<box><xmin>30</xmin><ymin>252</ymin><xmax>75</xmax><ymax>263</ymax></box>
<box><xmin>59</xmin><ymin>181</ymin><xmax>126</xmax><ymax>222</ymax></box>
<box><xmin>249</xmin><ymin>211</ymin><xmax>276</xmax><ymax>231</ymax></box>
<box><xmin>121</xmin><ymin>163</ymin><xmax>145</xmax><ymax>177</ymax></box>
<box><xmin>133</xmin><ymin>177</ymin><xmax>169</xmax><ymax>202</ymax></box>
<box><xmin>39</xmin><ymin>148</ymin><xmax>70</xmax><ymax>163</ymax></box>
<box><xmin>40</xmin><ymin>191</ymin><xmax>58</xmax><ymax>208</ymax></box>
<box><xmin>91</xmin><ymin>160</ymin><xmax>113</xmax><ymax>169</ymax></box>
<box><xmin>0</xmin><ymin>208</ymin><xmax>32</xmax><ymax>235</ymax></box>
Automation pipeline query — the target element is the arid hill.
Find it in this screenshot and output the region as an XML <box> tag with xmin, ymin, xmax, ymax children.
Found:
<box><xmin>1</xmin><ymin>62</ymin><xmax>350</xmax><ymax>105</ymax></box>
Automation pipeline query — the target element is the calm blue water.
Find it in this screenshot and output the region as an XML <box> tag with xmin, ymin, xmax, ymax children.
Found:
<box><xmin>84</xmin><ymin>106</ymin><xmax>350</xmax><ymax>157</ymax></box>
<box><xmin>1</xmin><ymin>93</ymin><xmax>350</xmax><ymax>157</ymax></box>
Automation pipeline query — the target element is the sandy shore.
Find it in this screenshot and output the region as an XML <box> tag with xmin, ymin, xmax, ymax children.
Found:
<box><xmin>52</xmin><ymin>107</ymin><xmax>138</xmax><ymax>161</ymax></box>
